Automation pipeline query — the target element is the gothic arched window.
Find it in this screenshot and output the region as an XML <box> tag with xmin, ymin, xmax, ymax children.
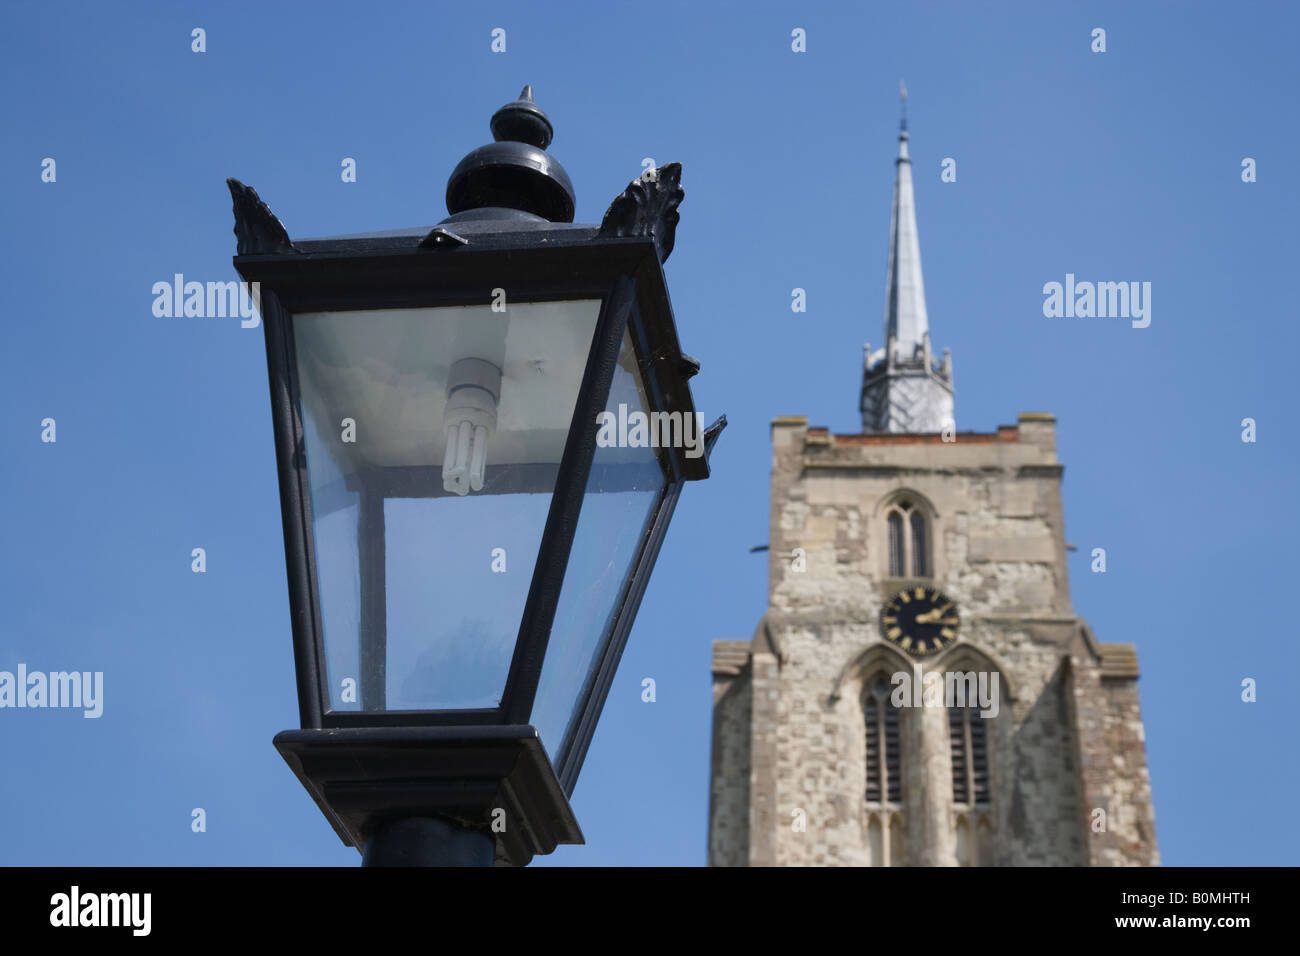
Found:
<box><xmin>885</xmin><ymin>499</ymin><xmax>929</xmax><ymax>577</ymax></box>
<box><xmin>864</xmin><ymin>675</ymin><xmax>905</xmax><ymax>865</ymax></box>
<box><xmin>887</xmin><ymin>512</ymin><xmax>904</xmax><ymax>577</ymax></box>
<box><xmin>910</xmin><ymin>509</ymin><xmax>927</xmax><ymax>577</ymax></box>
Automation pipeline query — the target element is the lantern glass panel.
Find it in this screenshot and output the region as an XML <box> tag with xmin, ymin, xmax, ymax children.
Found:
<box><xmin>532</xmin><ymin>324</ymin><xmax>674</xmax><ymax>762</ymax></box>
<box><xmin>293</xmin><ymin>299</ymin><xmax>603</xmax><ymax>713</ymax></box>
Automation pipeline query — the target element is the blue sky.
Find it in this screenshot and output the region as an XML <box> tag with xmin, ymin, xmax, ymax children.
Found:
<box><xmin>1</xmin><ymin>0</ymin><xmax>1297</xmax><ymax>866</ymax></box>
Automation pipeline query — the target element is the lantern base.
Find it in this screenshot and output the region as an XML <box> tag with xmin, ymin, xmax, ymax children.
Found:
<box><xmin>273</xmin><ymin>725</ymin><xmax>583</xmax><ymax>867</ymax></box>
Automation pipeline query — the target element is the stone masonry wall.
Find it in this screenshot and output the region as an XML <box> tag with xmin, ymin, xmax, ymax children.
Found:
<box><xmin>1101</xmin><ymin>677</ymin><xmax>1160</xmax><ymax>865</ymax></box>
<box><xmin>708</xmin><ymin>653</ymin><xmax>751</xmax><ymax>867</ymax></box>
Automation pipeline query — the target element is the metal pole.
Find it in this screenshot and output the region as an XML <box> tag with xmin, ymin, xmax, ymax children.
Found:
<box><xmin>362</xmin><ymin>816</ymin><xmax>495</xmax><ymax>867</ymax></box>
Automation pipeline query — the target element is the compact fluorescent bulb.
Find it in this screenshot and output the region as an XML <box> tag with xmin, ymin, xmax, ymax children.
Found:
<box><xmin>442</xmin><ymin>358</ymin><xmax>502</xmax><ymax>496</ymax></box>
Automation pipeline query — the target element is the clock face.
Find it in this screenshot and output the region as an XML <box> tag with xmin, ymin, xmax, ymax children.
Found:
<box><xmin>880</xmin><ymin>586</ymin><xmax>960</xmax><ymax>658</ymax></box>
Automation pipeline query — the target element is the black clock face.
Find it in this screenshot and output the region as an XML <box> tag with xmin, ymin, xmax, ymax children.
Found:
<box><xmin>881</xmin><ymin>586</ymin><xmax>960</xmax><ymax>658</ymax></box>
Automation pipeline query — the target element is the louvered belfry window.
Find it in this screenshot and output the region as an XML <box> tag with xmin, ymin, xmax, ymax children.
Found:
<box><xmin>949</xmin><ymin>704</ymin><xmax>989</xmax><ymax>806</ymax></box>
<box><xmin>865</xmin><ymin>678</ymin><xmax>902</xmax><ymax>804</ymax></box>
<box><xmin>951</xmin><ymin>698</ymin><xmax>994</xmax><ymax>866</ymax></box>
<box><xmin>865</xmin><ymin>675</ymin><xmax>906</xmax><ymax>866</ymax></box>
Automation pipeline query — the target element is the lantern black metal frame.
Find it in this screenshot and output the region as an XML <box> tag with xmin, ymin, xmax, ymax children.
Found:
<box><xmin>231</xmin><ymin>156</ymin><xmax>721</xmax><ymax>864</ymax></box>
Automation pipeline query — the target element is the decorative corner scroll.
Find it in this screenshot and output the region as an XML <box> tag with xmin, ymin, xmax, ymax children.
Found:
<box><xmin>596</xmin><ymin>161</ymin><xmax>683</xmax><ymax>263</ymax></box>
<box><xmin>703</xmin><ymin>413</ymin><xmax>727</xmax><ymax>460</ymax></box>
<box><xmin>227</xmin><ymin>178</ymin><xmax>298</xmax><ymax>255</ymax></box>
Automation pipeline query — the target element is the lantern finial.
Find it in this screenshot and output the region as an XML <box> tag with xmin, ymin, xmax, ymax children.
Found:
<box><xmin>444</xmin><ymin>86</ymin><xmax>575</xmax><ymax>223</ymax></box>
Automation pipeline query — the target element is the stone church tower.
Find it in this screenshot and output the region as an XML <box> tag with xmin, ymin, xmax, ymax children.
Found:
<box><xmin>708</xmin><ymin>107</ymin><xmax>1159</xmax><ymax>867</ymax></box>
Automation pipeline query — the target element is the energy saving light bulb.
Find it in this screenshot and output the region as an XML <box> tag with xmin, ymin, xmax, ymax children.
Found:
<box><xmin>442</xmin><ymin>358</ymin><xmax>502</xmax><ymax>496</ymax></box>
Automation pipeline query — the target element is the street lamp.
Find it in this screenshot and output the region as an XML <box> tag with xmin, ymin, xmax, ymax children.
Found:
<box><xmin>228</xmin><ymin>86</ymin><xmax>722</xmax><ymax>866</ymax></box>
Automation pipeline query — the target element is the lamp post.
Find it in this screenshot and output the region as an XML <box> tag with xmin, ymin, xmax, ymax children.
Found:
<box><xmin>228</xmin><ymin>86</ymin><xmax>722</xmax><ymax>866</ymax></box>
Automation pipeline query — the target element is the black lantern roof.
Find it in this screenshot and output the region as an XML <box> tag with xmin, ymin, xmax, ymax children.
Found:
<box><xmin>229</xmin><ymin>85</ymin><xmax>678</xmax><ymax>257</ymax></box>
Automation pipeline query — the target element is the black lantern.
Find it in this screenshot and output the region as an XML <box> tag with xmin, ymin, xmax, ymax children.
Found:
<box><xmin>229</xmin><ymin>87</ymin><xmax>721</xmax><ymax>866</ymax></box>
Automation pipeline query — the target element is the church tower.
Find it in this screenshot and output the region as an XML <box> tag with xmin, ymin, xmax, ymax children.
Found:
<box><xmin>707</xmin><ymin>99</ymin><xmax>1158</xmax><ymax>867</ymax></box>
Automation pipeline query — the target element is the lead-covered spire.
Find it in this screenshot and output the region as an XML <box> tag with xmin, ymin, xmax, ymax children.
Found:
<box><xmin>883</xmin><ymin>91</ymin><xmax>929</xmax><ymax>357</ymax></box>
<box><xmin>861</xmin><ymin>86</ymin><xmax>954</xmax><ymax>433</ymax></box>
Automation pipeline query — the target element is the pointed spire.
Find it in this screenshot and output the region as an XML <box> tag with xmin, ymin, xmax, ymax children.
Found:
<box><xmin>883</xmin><ymin>79</ymin><xmax>928</xmax><ymax>363</ymax></box>
<box><xmin>860</xmin><ymin>90</ymin><xmax>954</xmax><ymax>434</ymax></box>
